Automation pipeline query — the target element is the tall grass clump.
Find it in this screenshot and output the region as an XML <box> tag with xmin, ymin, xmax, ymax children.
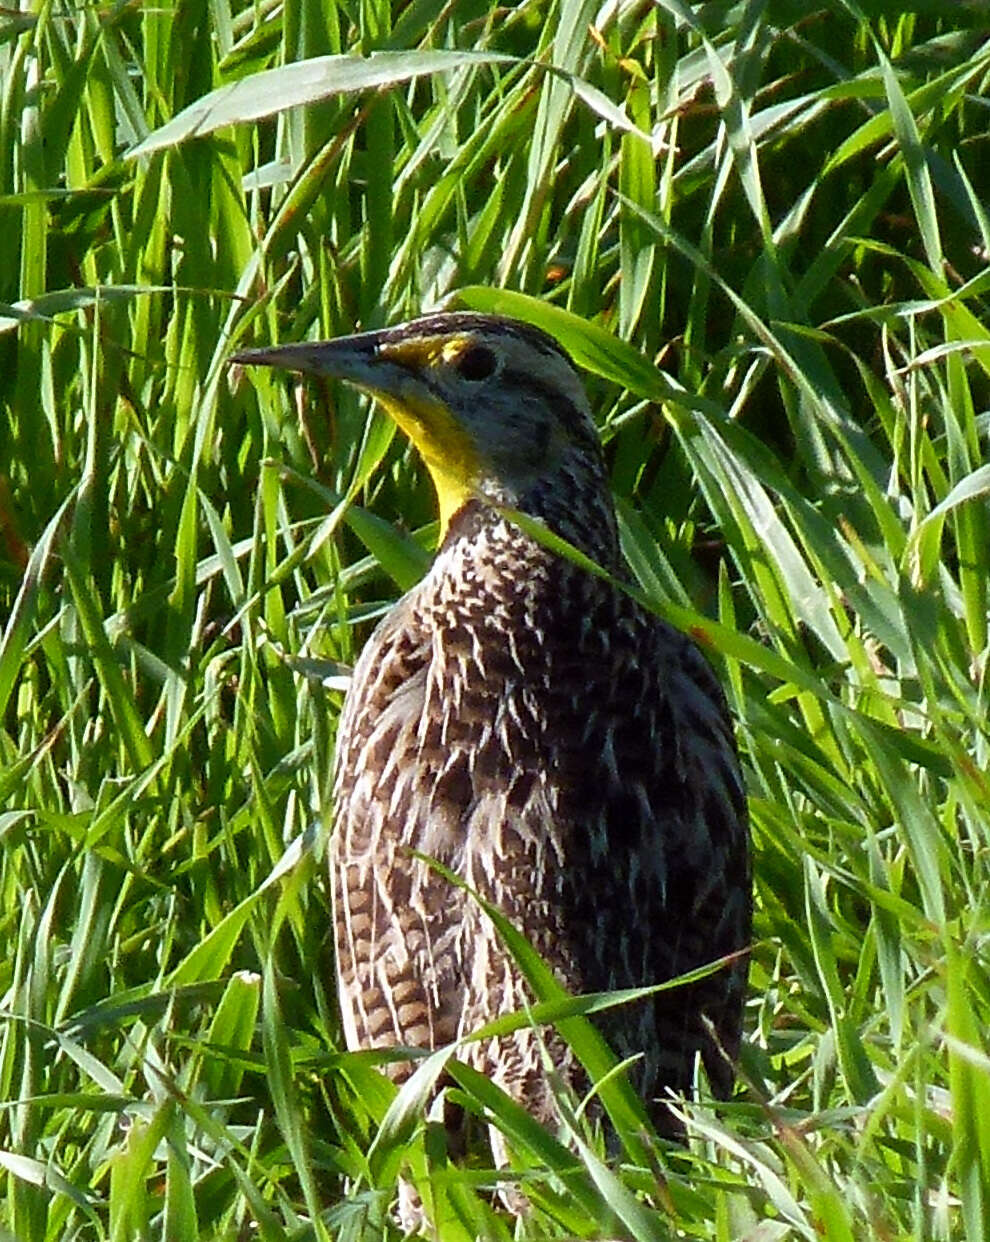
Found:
<box><xmin>1</xmin><ymin>1</ymin><xmax>989</xmax><ymax>1238</ymax></box>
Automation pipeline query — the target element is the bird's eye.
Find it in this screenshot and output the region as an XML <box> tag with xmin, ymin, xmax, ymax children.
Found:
<box><xmin>454</xmin><ymin>344</ymin><xmax>498</xmax><ymax>382</ymax></box>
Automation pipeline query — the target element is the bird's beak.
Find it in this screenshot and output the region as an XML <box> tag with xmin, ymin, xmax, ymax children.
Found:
<box><xmin>231</xmin><ymin>332</ymin><xmax>480</xmax><ymax>535</ymax></box>
<box><xmin>230</xmin><ymin>332</ymin><xmax>448</xmax><ymax>412</ymax></box>
<box><xmin>231</xmin><ymin>334</ymin><xmax>386</xmax><ymax>388</ymax></box>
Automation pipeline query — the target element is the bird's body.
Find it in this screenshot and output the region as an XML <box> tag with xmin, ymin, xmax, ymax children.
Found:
<box><xmin>234</xmin><ymin>312</ymin><xmax>750</xmax><ymax>1135</ymax></box>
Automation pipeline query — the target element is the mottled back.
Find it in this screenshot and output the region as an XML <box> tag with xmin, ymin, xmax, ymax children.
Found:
<box><xmin>332</xmin><ymin>503</ymin><xmax>750</xmax><ymax>1128</ymax></box>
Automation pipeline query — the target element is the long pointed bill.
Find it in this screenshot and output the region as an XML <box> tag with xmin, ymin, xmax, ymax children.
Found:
<box><xmin>230</xmin><ymin>333</ymin><xmax>481</xmax><ymax>534</ymax></box>
<box><xmin>230</xmin><ymin>336</ymin><xmax>383</xmax><ymax>385</ymax></box>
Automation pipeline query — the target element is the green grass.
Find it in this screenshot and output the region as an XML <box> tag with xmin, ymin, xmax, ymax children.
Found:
<box><xmin>2</xmin><ymin>0</ymin><xmax>990</xmax><ymax>1238</ymax></box>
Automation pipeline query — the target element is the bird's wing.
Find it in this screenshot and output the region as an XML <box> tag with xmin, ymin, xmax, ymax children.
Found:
<box><xmin>331</xmin><ymin>603</ymin><xmax>466</xmax><ymax>1070</ymax></box>
<box><xmin>547</xmin><ymin>598</ymin><xmax>751</xmax><ymax>1103</ymax></box>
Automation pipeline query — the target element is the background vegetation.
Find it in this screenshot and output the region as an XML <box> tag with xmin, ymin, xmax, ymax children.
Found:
<box><xmin>2</xmin><ymin>0</ymin><xmax>989</xmax><ymax>1238</ymax></box>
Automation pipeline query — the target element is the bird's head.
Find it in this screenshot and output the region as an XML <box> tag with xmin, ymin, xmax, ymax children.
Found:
<box><xmin>232</xmin><ymin>311</ymin><xmax>616</xmax><ymax>560</ymax></box>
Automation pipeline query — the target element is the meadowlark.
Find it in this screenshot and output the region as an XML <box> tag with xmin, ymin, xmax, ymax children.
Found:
<box><xmin>233</xmin><ymin>311</ymin><xmax>750</xmax><ymax>1143</ymax></box>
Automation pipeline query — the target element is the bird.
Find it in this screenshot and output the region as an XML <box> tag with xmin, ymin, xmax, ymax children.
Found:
<box><xmin>232</xmin><ymin>311</ymin><xmax>750</xmax><ymax>1147</ymax></box>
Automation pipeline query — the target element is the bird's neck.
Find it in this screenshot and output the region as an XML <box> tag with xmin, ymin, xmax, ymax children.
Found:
<box><xmin>439</xmin><ymin>473</ymin><xmax>620</xmax><ymax>573</ymax></box>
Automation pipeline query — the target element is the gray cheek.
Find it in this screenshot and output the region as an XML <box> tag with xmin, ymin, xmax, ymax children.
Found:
<box><xmin>530</xmin><ymin>417</ymin><xmax>551</xmax><ymax>457</ymax></box>
<box><xmin>504</xmin><ymin>416</ymin><xmax>550</xmax><ymax>468</ymax></box>
<box><xmin>459</xmin><ymin>392</ymin><xmax>551</xmax><ymax>472</ymax></box>
<box><xmin>504</xmin><ymin>395</ymin><xmax>551</xmax><ymax>455</ymax></box>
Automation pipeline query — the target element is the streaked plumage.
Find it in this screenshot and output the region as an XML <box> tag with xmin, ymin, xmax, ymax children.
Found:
<box><xmin>234</xmin><ymin>312</ymin><xmax>750</xmax><ymax>1140</ymax></box>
